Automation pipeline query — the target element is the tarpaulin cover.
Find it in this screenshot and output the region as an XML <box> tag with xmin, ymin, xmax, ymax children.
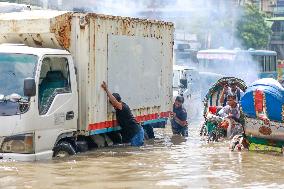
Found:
<box><xmin>241</xmin><ymin>78</ymin><xmax>284</xmax><ymax>122</ymax></box>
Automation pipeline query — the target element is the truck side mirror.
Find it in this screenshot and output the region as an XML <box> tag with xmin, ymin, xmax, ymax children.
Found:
<box><xmin>180</xmin><ymin>79</ymin><xmax>188</xmax><ymax>89</ymax></box>
<box><xmin>24</xmin><ymin>78</ymin><xmax>36</xmax><ymax>97</ymax></box>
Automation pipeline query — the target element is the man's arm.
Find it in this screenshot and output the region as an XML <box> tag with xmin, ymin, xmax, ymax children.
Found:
<box><xmin>174</xmin><ymin>117</ymin><xmax>187</xmax><ymax>127</ymax></box>
<box><xmin>220</xmin><ymin>86</ymin><xmax>228</xmax><ymax>104</ymax></box>
<box><xmin>218</xmin><ymin>106</ymin><xmax>229</xmax><ymax>118</ymax></box>
<box><xmin>173</xmin><ymin>110</ymin><xmax>187</xmax><ymax>127</ymax></box>
<box><xmin>101</xmin><ymin>81</ymin><xmax>123</xmax><ymax>110</ymax></box>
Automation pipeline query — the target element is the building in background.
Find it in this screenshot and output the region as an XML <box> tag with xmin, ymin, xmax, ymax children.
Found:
<box><xmin>268</xmin><ymin>17</ymin><xmax>284</xmax><ymax>59</ymax></box>
<box><xmin>259</xmin><ymin>0</ymin><xmax>276</xmax><ymax>15</ymax></box>
<box><xmin>272</xmin><ymin>0</ymin><xmax>284</xmax><ymax>16</ymax></box>
<box><xmin>235</xmin><ymin>0</ymin><xmax>276</xmax><ymax>15</ymax></box>
<box><xmin>266</xmin><ymin>1</ymin><xmax>284</xmax><ymax>60</ymax></box>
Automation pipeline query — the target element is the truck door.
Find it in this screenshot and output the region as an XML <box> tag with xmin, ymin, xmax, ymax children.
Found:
<box><xmin>35</xmin><ymin>56</ymin><xmax>78</xmax><ymax>154</ymax></box>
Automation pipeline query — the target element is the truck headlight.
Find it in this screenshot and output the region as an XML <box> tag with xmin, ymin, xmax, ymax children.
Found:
<box><xmin>0</xmin><ymin>133</ymin><xmax>34</xmax><ymax>154</ymax></box>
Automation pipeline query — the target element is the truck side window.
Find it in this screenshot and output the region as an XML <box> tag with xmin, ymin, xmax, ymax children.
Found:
<box><xmin>38</xmin><ymin>57</ymin><xmax>71</xmax><ymax>115</ymax></box>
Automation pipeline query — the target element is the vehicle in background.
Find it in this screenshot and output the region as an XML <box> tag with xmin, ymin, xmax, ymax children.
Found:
<box><xmin>0</xmin><ymin>2</ymin><xmax>42</xmax><ymax>12</ymax></box>
<box><xmin>174</xmin><ymin>42</ymin><xmax>198</xmax><ymax>67</ymax></box>
<box><xmin>197</xmin><ymin>48</ymin><xmax>277</xmax><ymax>83</ymax></box>
<box><xmin>173</xmin><ymin>65</ymin><xmax>224</xmax><ymax>119</ymax></box>
<box><xmin>173</xmin><ymin>65</ymin><xmax>201</xmax><ymax>119</ymax></box>
<box><xmin>241</xmin><ymin>78</ymin><xmax>284</xmax><ymax>153</ymax></box>
<box><xmin>0</xmin><ymin>10</ymin><xmax>173</xmax><ymax>161</ymax></box>
<box><xmin>277</xmin><ymin>61</ymin><xmax>284</xmax><ymax>85</ymax></box>
<box><xmin>198</xmin><ymin>71</ymin><xmax>225</xmax><ymax>99</ymax></box>
<box><xmin>249</xmin><ymin>49</ymin><xmax>278</xmax><ymax>79</ymax></box>
<box><xmin>200</xmin><ymin>77</ymin><xmax>247</xmax><ymax>142</ymax></box>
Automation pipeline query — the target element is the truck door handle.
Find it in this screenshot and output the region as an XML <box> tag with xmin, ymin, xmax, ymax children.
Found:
<box><xmin>66</xmin><ymin>111</ymin><xmax>74</xmax><ymax>120</ymax></box>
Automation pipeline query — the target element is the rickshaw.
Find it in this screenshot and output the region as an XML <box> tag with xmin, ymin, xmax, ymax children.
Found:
<box><xmin>200</xmin><ymin>77</ymin><xmax>247</xmax><ymax>143</ymax></box>
<box><xmin>241</xmin><ymin>78</ymin><xmax>284</xmax><ymax>153</ymax></box>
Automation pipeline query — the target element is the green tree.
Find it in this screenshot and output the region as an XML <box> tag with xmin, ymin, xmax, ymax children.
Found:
<box><xmin>236</xmin><ymin>4</ymin><xmax>271</xmax><ymax>49</ymax></box>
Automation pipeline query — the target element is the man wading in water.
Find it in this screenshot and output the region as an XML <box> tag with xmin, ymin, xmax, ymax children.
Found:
<box><xmin>170</xmin><ymin>96</ymin><xmax>188</xmax><ymax>137</ymax></box>
<box><xmin>101</xmin><ymin>81</ymin><xmax>144</xmax><ymax>146</ymax></box>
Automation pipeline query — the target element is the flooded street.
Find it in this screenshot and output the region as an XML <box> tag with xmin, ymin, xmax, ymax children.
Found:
<box><xmin>0</xmin><ymin>1</ymin><xmax>283</xmax><ymax>189</ymax></box>
<box><xmin>0</xmin><ymin>121</ymin><xmax>283</xmax><ymax>189</ymax></box>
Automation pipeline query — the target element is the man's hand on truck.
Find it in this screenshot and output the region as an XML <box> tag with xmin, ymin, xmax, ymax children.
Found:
<box><xmin>101</xmin><ymin>81</ymin><xmax>107</xmax><ymax>91</ymax></box>
<box><xmin>101</xmin><ymin>81</ymin><xmax>122</xmax><ymax>110</ymax></box>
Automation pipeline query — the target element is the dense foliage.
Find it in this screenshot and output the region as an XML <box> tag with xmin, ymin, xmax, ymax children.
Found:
<box><xmin>236</xmin><ymin>4</ymin><xmax>271</xmax><ymax>49</ymax></box>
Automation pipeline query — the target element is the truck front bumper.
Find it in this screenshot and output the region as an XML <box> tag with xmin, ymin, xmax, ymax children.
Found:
<box><xmin>0</xmin><ymin>150</ymin><xmax>53</xmax><ymax>161</ymax></box>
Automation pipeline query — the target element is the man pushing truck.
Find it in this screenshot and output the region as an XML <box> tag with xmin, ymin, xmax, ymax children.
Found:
<box><xmin>0</xmin><ymin>10</ymin><xmax>173</xmax><ymax>161</ymax></box>
<box><xmin>101</xmin><ymin>81</ymin><xmax>144</xmax><ymax>147</ymax></box>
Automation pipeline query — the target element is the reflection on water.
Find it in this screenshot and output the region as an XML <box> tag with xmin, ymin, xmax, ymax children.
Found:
<box><xmin>0</xmin><ymin>123</ymin><xmax>284</xmax><ymax>189</ymax></box>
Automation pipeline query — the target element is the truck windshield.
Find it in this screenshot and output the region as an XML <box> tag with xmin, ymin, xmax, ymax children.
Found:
<box><xmin>0</xmin><ymin>53</ymin><xmax>38</xmax><ymax>97</ymax></box>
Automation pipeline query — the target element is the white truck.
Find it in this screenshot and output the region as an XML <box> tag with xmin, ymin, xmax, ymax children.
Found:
<box><xmin>173</xmin><ymin>65</ymin><xmax>202</xmax><ymax>120</ymax></box>
<box><xmin>0</xmin><ymin>10</ymin><xmax>174</xmax><ymax>161</ymax></box>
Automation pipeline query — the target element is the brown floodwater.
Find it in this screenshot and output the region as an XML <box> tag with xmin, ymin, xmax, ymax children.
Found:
<box><xmin>0</xmin><ymin>122</ymin><xmax>283</xmax><ymax>189</ymax></box>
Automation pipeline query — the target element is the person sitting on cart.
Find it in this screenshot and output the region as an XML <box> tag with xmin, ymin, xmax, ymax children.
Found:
<box><xmin>218</xmin><ymin>94</ymin><xmax>244</xmax><ymax>138</ymax></box>
<box><xmin>220</xmin><ymin>81</ymin><xmax>244</xmax><ymax>106</ymax></box>
<box><xmin>170</xmin><ymin>96</ymin><xmax>188</xmax><ymax>137</ymax></box>
<box><xmin>218</xmin><ymin>94</ymin><xmax>240</xmax><ymax>121</ymax></box>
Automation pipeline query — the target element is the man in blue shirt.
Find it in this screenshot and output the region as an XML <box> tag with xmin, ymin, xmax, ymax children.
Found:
<box><xmin>171</xmin><ymin>96</ymin><xmax>188</xmax><ymax>137</ymax></box>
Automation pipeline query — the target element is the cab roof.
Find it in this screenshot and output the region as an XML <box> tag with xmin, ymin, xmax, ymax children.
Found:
<box><xmin>0</xmin><ymin>44</ymin><xmax>70</xmax><ymax>56</ymax></box>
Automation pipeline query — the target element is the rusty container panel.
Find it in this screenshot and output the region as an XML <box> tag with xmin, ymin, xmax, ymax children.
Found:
<box><xmin>87</xmin><ymin>14</ymin><xmax>174</xmax><ymax>131</ymax></box>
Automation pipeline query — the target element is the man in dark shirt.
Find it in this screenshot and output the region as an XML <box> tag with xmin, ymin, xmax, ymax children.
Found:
<box><xmin>171</xmin><ymin>96</ymin><xmax>188</xmax><ymax>137</ymax></box>
<box><xmin>101</xmin><ymin>81</ymin><xmax>144</xmax><ymax>146</ymax></box>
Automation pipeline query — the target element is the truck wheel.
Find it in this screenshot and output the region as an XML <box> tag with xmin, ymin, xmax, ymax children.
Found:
<box><xmin>53</xmin><ymin>141</ymin><xmax>76</xmax><ymax>158</ymax></box>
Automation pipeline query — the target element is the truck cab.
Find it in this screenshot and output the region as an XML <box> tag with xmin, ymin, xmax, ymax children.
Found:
<box><xmin>173</xmin><ymin>65</ymin><xmax>202</xmax><ymax>119</ymax></box>
<box><xmin>0</xmin><ymin>44</ymin><xmax>78</xmax><ymax>161</ymax></box>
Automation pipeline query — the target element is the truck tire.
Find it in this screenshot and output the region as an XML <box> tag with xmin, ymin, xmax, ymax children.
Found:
<box><xmin>53</xmin><ymin>141</ymin><xmax>76</xmax><ymax>158</ymax></box>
